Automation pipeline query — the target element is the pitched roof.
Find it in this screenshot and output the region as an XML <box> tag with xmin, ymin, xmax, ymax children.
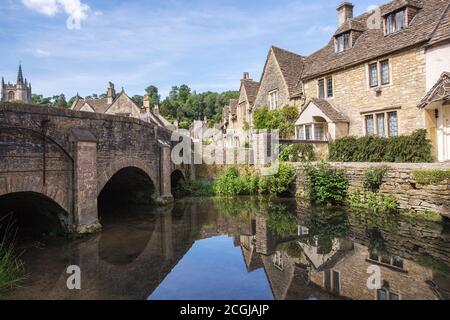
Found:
<box><xmin>302</xmin><ymin>0</ymin><xmax>449</xmax><ymax>80</ymax></box>
<box><xmin>229</xmin><ymin>99</ymin><xmax>238</xmax><ymax>116</ymax></box>
<box><xmin>418</xmin><ymin>72</ymin><xmax>450</xmax><ymax>108</ymax></box>
<box><xmin>270</xmin><ymin>46</ymin><xmax>306</xmax><ymax>97</ymax></box>
<box><xmin>72</xmin><ymin>97</ymin><xmax>110</xmax><ymax>113</ymax></box>
<box><xmin>428</xmin><ymin>3</ymin><xmax>450</xmax><ymax>46</ymax></box>
<box><xmin>241</xmin><ymin>79</ymin><xmax>260</xmax><ymax>106</ymax></box>
<box><xmin>300</xmin><ymin>98</ymin><xmax>350</xmax><ymax>123</ymax></box>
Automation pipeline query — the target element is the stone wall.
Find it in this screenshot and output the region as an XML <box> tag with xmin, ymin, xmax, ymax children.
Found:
<box><xmin>293</xmin><ymin>162</ymin><xmax>450</xmax><ymax>217</ymax></box>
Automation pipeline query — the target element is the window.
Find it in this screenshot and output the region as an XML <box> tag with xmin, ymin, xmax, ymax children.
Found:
<box><xmin>273</xmin><ymin>252</ymin><xmax>284</xmax><ymax>270</ymax></box>
<box><xmin>378</xmin><ymin>289</ymin><xmax>400</xmax><ymax>300</ymax></box>
<box><xmin>369</xmin><ymin>63</ymin><xmax>378</xmax><ymax>88</ymax></box>
<box><xmin>269</xmin><ymin>90</ymin><xmax>278</xmax><ymax>110</ymax></box>
<box><xmin>365</xmin><ymin>115</ymin><xmax>374</xmax><ymax>135</ymax></box>
<box><xmin>314</xmin><ymin>124</ymin><xmax>325</xmax><ymax>141</ymax></box>
<box><xmin>385</xmin><ymin>9</ymin><xmax>406</xmax><ymax>35</ymax></box>
<box><xmin>369</xmin><ymin>252</ymin><xmax>405</xmax><ymax>270</ymax></box>
<box><xmin>318</xmin><ymin>79</ymin><xmax>325</xmax><ymax>99</ymax></box>
<box><xmin>297</xmin><ymin>126</ymin><xmax>305</xmax><ymax>140</ymax></box>
<box><xmin>336</xmin><ymin>33</ymin><xmax>351</xmax><ymax>52</ymax></box>
<box><xmin>332</xmin><ymin>271</ymin><xmax>340</xmax><ymax>294</ymax></box>
<box><xmin>388</xmin><ymin>111</ymin><xmax>398</xmax><ymax>137</ymax></box>
<box><xmin>8</xmin><ymin>91</ymin><xmax>15</xmax><ymax>100</ymax></box>
<box><xmin>324</xmin><ymin>270</ymin><xmax>340</xmax><ymax>294</ymax></box>
<box><xmin>381</xmin><ymin>60</ymin><xmax>390</xmax><ymax>85</ymax></box>
<box><xmin>327</xmin><ymin>78</ymin><xmax>333</xmax><ymax>98</ymax></box>
<box><xmin>377</xmin><ymin>113</ymin><xmax>385</xmax><ymax>137</ymax></box>
<box><xmin>305</xmin><ymin>125</ymin><xmax>312</xmax><ymax>140</ymax></box>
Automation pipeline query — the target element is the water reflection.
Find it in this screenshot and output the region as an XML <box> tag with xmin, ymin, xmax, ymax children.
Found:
<box><xmin>2</xmin><ymin>197</ymin><xmax>450</xmax><ymax>300</ymax></box>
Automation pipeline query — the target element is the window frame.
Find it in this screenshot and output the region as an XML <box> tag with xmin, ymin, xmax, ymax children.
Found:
<box><xmin>326</xmin><ymin>77</ymin><xmax>333</xmax><ymax>98</ymax></box>
<box><xmin>336</xmin><ymin>32</ymin><xmax>351</xmax><ymax>52</ymax></box>
<box><xmin>380</xmin><ymin>60</ymin><xmax>390</xmax><ymax>85</ymax></box>
<box><xmin>368</xmin><ymin>60</ymin><xmax>391</xmax><ymax>88</ymax></box>
<box><xmin>369</xmin><ymin>63</ymin><xmax>379</xmax><ymax>88</ymax></box>
<box><xmin>268</xmin><ymin>89</ymin><xmax>279</xmax><ymax>110</ymax></box>
<box><xmin>296</xmin><ymin>123</ymin><xmax>328</xmax><ymax>141</ymax></box>
<box><xmin>364</xmin><ymin>110</ymin><xmax>398</xmax><ymax>137</ymax></box>
<box><xmin>384</xmin><ymin>9</ymin><xmax>407</xmax><ymax>35</ymax></box>
<box><xmin>318</xmin><ymin>79</ymin><xmax>325</xmax><ymax>99</ymax></box>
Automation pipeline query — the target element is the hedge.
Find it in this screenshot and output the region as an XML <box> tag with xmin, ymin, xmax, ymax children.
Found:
<box><xmin>329</xmin><ymin>130</ymin><xmax>433</xmax><ymax>163</ymax></box>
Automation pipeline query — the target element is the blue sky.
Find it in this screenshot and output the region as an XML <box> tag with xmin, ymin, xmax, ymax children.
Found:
<box><xmin>0</xmin><ymin>0</ymin><xmax>386</xmax><ymax>99</ymax></box>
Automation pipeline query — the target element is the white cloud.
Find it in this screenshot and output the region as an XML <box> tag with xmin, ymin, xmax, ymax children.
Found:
<box><xmin>22</xmin><ymin>0</ymin><xmax>90</xmax><ymax>29</ymax></box>
<box><xmin>35</xmin><ymin>48</ymin><xmax>51</xmax><ymax>57</ymax></box>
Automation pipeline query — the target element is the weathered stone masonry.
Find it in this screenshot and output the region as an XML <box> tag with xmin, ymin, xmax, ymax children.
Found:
<box><xmin>293</xmin><ymin>162</ymin><xmax>450</xmax><ymax>217</ymax></box>
<box><xmin>0</xmin><ymin>103</ymin><xmax>191</xmax><ymax>233</ymax></box>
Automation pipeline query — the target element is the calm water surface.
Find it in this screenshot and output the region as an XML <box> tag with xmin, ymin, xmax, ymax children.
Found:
<box><xmin>3</xmin><ymin>197</ymin><xmax>450</xmax><ymax>300</ymax></box>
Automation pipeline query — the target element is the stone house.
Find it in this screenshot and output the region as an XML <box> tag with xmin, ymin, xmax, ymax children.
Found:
<box><xmin>229</xmin><ymin>0</ymin><xmax>450</xmax><ymax>161</ymax></box>
<box><xmin>71</xmin><ymin>82</ymin><xmax>174</xmax><ymax>130</ymax></box>
<box><xmin>295</xmin><ymin>0</ymin><xmax>450</xmax><ymax>162</ymax></box>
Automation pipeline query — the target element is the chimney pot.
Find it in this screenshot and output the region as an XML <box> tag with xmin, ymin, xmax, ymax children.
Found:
<box><xmin>243</xmin><ymin>72</ymin><xmax>250</xmax><ymax>80</ymax></box>
<box><xmin>337</xmin><ymin>2</ymin><xmax>354</xmax><ymax>26</ymax></box>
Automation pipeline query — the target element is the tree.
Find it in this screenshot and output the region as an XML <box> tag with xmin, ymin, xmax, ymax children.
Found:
<box><xmin>132</xmin><ymin>95</ymin><xmax>143</xmax><ymax>106</ymax></box>
<box><xmin>145</xmin><ymin>85</ymin><xmax>160</xmax><ymax>107</ymax></box>
<box><xmin>53</xmin><ymin>94</ymin><xmax>68</xmax><ymax>109</ymax></box>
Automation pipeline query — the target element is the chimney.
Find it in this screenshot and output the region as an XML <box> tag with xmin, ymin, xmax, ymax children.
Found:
<box><xmin>154</xmin><ymin>104</ymin><xmax>160</xmax><ymax>115</ymax></box>
<box><xmin>337</xmin><ymin>2</ymin><xmax>354</xmax><ymax>26</ymax></box>
<box><xmin>107</xmin><ymin>82</ymin><xmax>116</xmax><ymax>104</ymax></box>
<box><xmin>143</xmin><ymin>94</ymin><xmax>150</xmax><ymax>110</ymax></box>
<box><xmin>243</xmin><ymin>72</ymin><xmax>250</xmax><ymax>80</ymax></box>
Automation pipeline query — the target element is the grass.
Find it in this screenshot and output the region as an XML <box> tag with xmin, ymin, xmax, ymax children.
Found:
<box><xmin>0</xmin><ymin>215</ymin><xmax>26</xmax><ymax>295</ymax></box>
<box><xmin>400</xmin><ymin>209</ymin><xmax>443</xmax><ymax>223</ymax></box>
<box><xmin>412</xmin><ymin>169</ymin><xmax>450</xmax><ymax>185</ymax></box>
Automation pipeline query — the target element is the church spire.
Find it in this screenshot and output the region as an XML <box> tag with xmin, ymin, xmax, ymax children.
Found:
<box><xmin>17</xmin><ymin>64</ymin><xmax>24</xmax><ymax>85</ymax></box>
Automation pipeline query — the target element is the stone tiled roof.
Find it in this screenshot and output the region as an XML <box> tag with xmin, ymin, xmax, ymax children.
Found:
<box><xmin>72</xmin><ymin>97</ymin><xmax>110</xmax><ymax>113</ymax></box>
<box><xmin>302</xmin><ymin>98</ymin><xmax>350</xmax><ymax>123</ymax></box>
<box><xmin>381</xmin><ymin>0</ymin><xmax>422</xmax><ymax>16</ymax></box>
<box><xmin>229</xmin><ymin>99</ymin><xmax>238</xmax><ymax>116</ymax></box>
<box><xmin>428</xmin><ymin>3</ymin><xmax>450</xmax><ymax>46</ymax></box>
<box><xmin>302</xmin><ymin>0</ymin><xmax>449</xmax><ymax>80</ymax></box>
<box><xmin>242</xmin><ymin>79</ymin><xmax>260</xmax><ymax>106</ymax></box>
<box><xmin>271</xmin><ymin>46</ymin><xmax>306</xmax><ymax>97</ymax></box>
<box><xmin>334</xmin><ymin>19</ymin><xmax>366</xmax><ymax>36</ymax></box>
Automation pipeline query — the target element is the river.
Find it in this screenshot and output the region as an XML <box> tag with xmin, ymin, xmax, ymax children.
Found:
<box><xmin>2</xmin><ymin>197</ymin><xmax>450</xmax><ymax>300</ymax></box>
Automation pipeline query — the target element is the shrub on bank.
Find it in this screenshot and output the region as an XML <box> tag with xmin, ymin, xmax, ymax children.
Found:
<box><xmin>363</xmin><ymin>167</ymin><xmax>388</xmax><ymax>192</ymax></box>
<box><xmin>279</xmin><ymin>144</ymin><xmax>315</xmax><ymax>162</ymax></box>
<box><xmin>303</xmin><ymin>162</ymin><xmax>349</xmax><ymax>206</ymax></box>
<box><xmin>329</xmin><ymin>130</ymin><xmax>433</xmax><ymax>163</ymax></box>
<box><xmin>412</xmin><ymin>169</ymin><xmax>450</xmax><ymax>185</ymax></box>
<box><xmin>348</xmin><ymin>189</ymin><xmax>398</xmax><ymax>213</ymax></box>
<box><xmin>213</xmin><ymin>164</ymin><xmax>296</xmax><ymax>197</ymax></box>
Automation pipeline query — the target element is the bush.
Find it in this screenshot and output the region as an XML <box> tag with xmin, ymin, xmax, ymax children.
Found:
<box><xmin>363</xmin><ymin>167</ymin><xmax>388</xmax><ymax>192</ymax></box>
<box><xmin>253</xmin><ymin>105</ymin><xmax>299</xmax><ymax>139</ymax></box>
<box><xmin>412</xmin><ymin>169</ymin><xmax>450</xmax><ymax>185</ymax></box>
<box><xmin>303</xmin><ymin>162</ymin><xmax>349</xmax><ymax>205</ymax></box>
<box><xmin>280</xmin><ymin>144</ymin><xmax>315</xmax><ymax>162</ymax></box>
<box><xmin>329</xmin><ymin>130</ymin><xmax>433</xmax><ymax>163</ymax></box>
<box><xmin>348</xmin><ymin>189</ymin><xmax>398</xmax><ymax>213</ymax></box>
<box><xmin>213</xmin><ymin>164</ymin><xmax>296</xmax><ymax>197</ymax></box>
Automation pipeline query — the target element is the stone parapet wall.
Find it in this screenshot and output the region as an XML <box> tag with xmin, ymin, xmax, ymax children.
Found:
<box><xmin>292</xmin><ymin>162</ymin><xmax>450</xmax><ymax>216</ymax></box>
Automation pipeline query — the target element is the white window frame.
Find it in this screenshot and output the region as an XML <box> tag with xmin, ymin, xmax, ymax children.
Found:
<box><xmin>268</xmin><ymin>90</ymin><xmax>279</xmax><ymax>110</ymax></box>
<box><xmin>296</xmin><ymin>123</ymin><xmax>327</xmax><ymax>141</ymax></box>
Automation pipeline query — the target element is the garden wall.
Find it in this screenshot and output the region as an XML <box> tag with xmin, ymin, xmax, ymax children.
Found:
<box><xmin>292</xmin><ymin>162</ymin><xmax>450</xmax><ymax>217</ymax></box>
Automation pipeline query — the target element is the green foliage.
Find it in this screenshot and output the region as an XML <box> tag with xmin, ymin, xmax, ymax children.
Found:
<box><xmin>279</xmin><ymin>144</ymin><xmax>315</xmax><ymax>162</ymax></box>
<box><xmin>303</xmin><ymin>162</ymin><xmax>349</xmax><ymax>206</ymax></box>
<box><xmin>418</xmin><ymin>254</ymin><xmax>450</xmax><ymax>277</ymax></box>
<box><xmin>412</xmin><ymin>169</ymin><xmax>450</xmax><ymax>185</ymax></box>
<box><xmin>363</xmin><ymin>167</ymin><xmax>388</xmax><ymax>192</ymax></box>
<box><xmin>32</xmin><ymin>93</ymin><xmax>68</xmax><ymax>109</ymax></box>
<box><xmin>264</xmin><ymin>203</ymin><xmax>298</xmax><ymax>238</ymax></box>
<box><xmin>348</xmin><ymin>189</ymin><xmax>398</xmax><ymax>213</ymax></box>
<box><xmin>329</xmin><ymin>130</ymin><xmax>433</xmax><ymax>163</ymax></box>
<box><xmin>400</xmin><ymin>210</ymin><xmax>442</xmax><ymax>223</ymax></box>
<box><xmin>213</xmin><ymin>164</ymin><xmax>296</xmax><ymax>197</ymax></box>
<box><xmin>160</xmin><ymin>85</ymin><xmax>238</xmax><ymax>127</ymax></box>
<box><xmin>0</xmin><ymin>216</ymin><xmax>25</xmax><ymax>294</ymax></box>
<box><xmin>277</xmin><ymin>241</ymin><xmax>303</xmax><ymax>259</ymax></box>
<box><xmin>253</xmin><ymin>105</ymin><xmax>299</xmax><ymax>139</ymax></box>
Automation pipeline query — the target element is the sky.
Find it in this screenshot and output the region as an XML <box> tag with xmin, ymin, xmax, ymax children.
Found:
<box><xmin>0</xmin><ymin>0</ymin><xmax>386</xmax><ymax>99</ymax></box>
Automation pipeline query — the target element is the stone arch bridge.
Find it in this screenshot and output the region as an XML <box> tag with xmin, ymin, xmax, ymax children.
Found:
<box><xmin>0</xmin><ymin>103</ymin><xmax>193</xmax><ymax>233</ymax></box>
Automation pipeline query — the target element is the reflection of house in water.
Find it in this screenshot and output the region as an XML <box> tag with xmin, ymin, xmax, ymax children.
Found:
<box><xmin>237</xmin><ymin>213</ymin><xmax>448</xmax><ymax>300</ymax></box>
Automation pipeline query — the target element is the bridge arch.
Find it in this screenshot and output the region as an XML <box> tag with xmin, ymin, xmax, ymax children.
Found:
<box><xmin>0</xmin><ymin>191</ymin><xmax>69</xmax><ymax>239</ymax></box>
<box><xmin>97</xmin><ymin>157</ymin><xmax>158</xmax><ymax>197</ymax></box>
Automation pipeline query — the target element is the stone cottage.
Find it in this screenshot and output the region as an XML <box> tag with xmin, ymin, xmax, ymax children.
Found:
<box><xmin>228</xmin><ymin>0</ymin><xmax>450</xmax><ymax>161</ymax></box>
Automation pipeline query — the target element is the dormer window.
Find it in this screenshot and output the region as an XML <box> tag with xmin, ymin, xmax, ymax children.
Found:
<box><xmin>384</xmin><ymin>9</ymin><xmax>406</xmax><ymax>35</ymax></box>
<box><xmin>336</xmin><ymin>32</ymin><xmax>351</xmax><ymax>52</ymax></box>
